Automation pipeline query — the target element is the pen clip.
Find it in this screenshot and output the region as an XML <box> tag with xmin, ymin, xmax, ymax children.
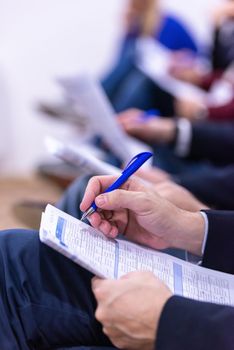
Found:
<box><xmin>122</xmin><ymin>152</ymin><xmax>151</xmax><ymax>174</ymax></box>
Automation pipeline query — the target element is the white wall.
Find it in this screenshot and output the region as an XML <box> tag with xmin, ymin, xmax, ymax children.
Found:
<box><xmin>0</xmin><ymin>0</ymin><xmax>126</xmax><ymax>174</ymax></box>
<box><xmin>0</xmin><ymin>0</ymin><xmax>221</xmax><ymax>174</ymax></box>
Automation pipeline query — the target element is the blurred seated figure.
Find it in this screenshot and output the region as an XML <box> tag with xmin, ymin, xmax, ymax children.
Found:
<box><xmin>117</xmin><ymin>108</ymin><xmax>234</xmax><ymax>208</ymax></box>
<box><xmin>173</xmin><ymin>64</ymin><xmax>234</xmax><ymax>122</ymax></box>
<box><xmin>169</xmin><ymin>0</ymin><xmax>234</xmax><ymax>121</ymax></box>
<box><xmin>101</xmin><ymin>0</ymin><xmax>200</xmax><ymax>113</ymax></box>
<box><xmin>107</xmin><ymin>0</ymin><xmax>234</xmax><ymax>116</ymax></box>
<box><xmin>38</xmin><ymin>0</ymin><xmax>200</xmax><ymax>119</ymax></box>
<box><xmin>118</xmin><ymin>109</ymin><xmax>234</xmax><ymax>166</ymax></box>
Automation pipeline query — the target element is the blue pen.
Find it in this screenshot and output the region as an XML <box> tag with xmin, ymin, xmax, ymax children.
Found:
<box><xmin>81</xmin><ymin>152</ymin><xmax>153</xmax><ymax>221</ymax></box>
<box><xmin>140</xmin><ymin>109</ymin><xmax>160</xmax><ymax>122</ymax></box>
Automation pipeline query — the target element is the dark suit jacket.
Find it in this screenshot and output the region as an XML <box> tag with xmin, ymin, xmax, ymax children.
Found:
<box><xmin>187</xmin><ymin>122</ymin><xmax>234</xmax><ymax>165</ymax></box>
<box><xmin>178</xmin><ymin>165</ymin><xmax>234</xmax><ymax>210</ymax></box>
<box><xmin>156</xmin><ymin>210</ymin><xmax>234</xmax><ymax>350</ymax></box>
<box><xmin>175</xmin><ymin>122</ymin><xmax>234</xmax><ymax>209</ymax></box>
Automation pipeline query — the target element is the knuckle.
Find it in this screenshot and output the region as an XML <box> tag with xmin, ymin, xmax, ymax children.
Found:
<box><xmin>111</xmin><ymin>337</ymin><xmax>126</xmax><ymax>349</ymax></box>
<box><xmin>95</xmin><ymin>307</ymin><xmax>106</xmax><ymax>322</ymax></box>
<box><xmin>88</xmin><ymin>176</ymin><xmax>98</xmax><ymax>186</ymax></box>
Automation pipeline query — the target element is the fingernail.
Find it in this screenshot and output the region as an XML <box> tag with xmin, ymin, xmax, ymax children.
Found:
<box><xmin>96</xmin><ymin>195</ymin><xmax>107</xmax><ymax>207</ymax></box>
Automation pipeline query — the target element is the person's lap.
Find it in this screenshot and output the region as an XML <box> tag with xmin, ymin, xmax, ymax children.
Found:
<box><xmin>0</xmin><ymin>228</ymin><xmax>113</xmax><ymax>349</ymax></box>
<box><xmin>0</xmin><ymin>174</ymin><xmax>188</xmax><ymax>349</ymax></box>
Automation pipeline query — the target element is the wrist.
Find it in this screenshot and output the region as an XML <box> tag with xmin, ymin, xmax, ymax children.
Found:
<box><xmin>194</xmin><ymin>104</ymin><xmax>208</xmax><ymax>121</ymax></box>
<box><xmin>171</xmin><ymin>210</ymin><xmax>205</xmax><ymax>256</ymax></box>
<box><xmin>154</xmin><ymin>119</ymin><xmax>176</xmax><ymax>143</ymax></box>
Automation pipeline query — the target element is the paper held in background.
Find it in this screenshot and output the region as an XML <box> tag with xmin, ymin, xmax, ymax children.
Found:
<box><xmin>137</xmin><ymin>37</ymin><xmax>208</xmax><ymax>103</ymax></box>
<box><xmin>58</xmin><ymin>75</ymin><xmax>153</xmax><ymax>167</ymax></box>
<box><xmin>46</xmin><ymin>137</ymin><xmax>121</xmax><ymax>176</ymax></box>
<box><xmin>137</xmin><ymin>38</ymin><xmax>234</xmax><ymax>107</ymax></box>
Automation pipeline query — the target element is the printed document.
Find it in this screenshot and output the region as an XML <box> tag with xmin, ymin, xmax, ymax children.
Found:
<box><xmin>46</xmin><ymin>137</ymin><xmax>121</xmax><ymax>176</ymax></box>
<box><xmin>40</xmin><ymin>205</ymin><xmax>234</xmax><ymax>306</ymax></box>
<box><xmin>59</xmin><ymin>75</ymin><xmax>153</xmax><ymax>166</ymax></box>
<box><xmin>136</xmin><ymin>38</ymin><xmax>207</xmax><ymax>103</ymax></box>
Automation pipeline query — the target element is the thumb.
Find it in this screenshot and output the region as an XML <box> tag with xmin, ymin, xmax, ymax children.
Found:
<box><xmin>95</xmin><ymin>189</ymin><xmax>142</xmax><ymax>212</ymax></box>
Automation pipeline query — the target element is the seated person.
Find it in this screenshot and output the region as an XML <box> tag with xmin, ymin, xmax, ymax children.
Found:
<box><xmin>102</xmin><ymin>0</ymin><xmax>199</xmax><ymax>113</ymax></box>
<box><xmin>168</xmin><ymin>0</ymin><xmax>234</xmax><ymax>122</ymax></box>
<box><xmin>111</xmin><ymin>1</ymin><xmax>234</xmax><ymax>117</ymax></box>
<box><xmin>39</xmin><ymin>0</ymin><xmax>200</xmax><ymax>119</ymax></box>
<box><xmin>0</xmin><ymin>175</ymin><xmax>233</xmax><ymax>349</ymax></box>
<box><xmin>173</xmin><ymin>63</ymin><xmax>234</xmax><ymax>122</ymax></box>
<box><xmin>118</xmin><ymin>108</ymin><xmax>234</xmax><ymax>164</ymax></box>
<box><xmin>117</xmin><ymin>108</ymin><xmax>234</xmax><ymax>208</ymax></box>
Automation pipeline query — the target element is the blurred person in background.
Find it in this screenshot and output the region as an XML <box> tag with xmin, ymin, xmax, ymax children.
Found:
<box><xmin>101</xmin><ymin>0</ymin><xmax>199</xmax><ymax>114</ymax></box>
<box><xmin>117</xmin><ymin>109</ymin><xmax>234</xmax><ymax>210</ymax></box>
<box><xmin>108</xmin><ymin>0</ymin><xmax>234</xmax><ymax>118</ymax></box>
<box><xmin>171</xmin><ymin>0</ymin><xmax>234</xmax><ymax>122</ymax></box>
<box><xmin>37</xmin><ymin>1</ymin><xmax>234</xmax><ymax>194</ymax></box>
<box><xmin>39</xmin><ymin>0</ymin><xmax>200</xmax><ymax>119</ymax></box>
<box><xmin>115</xmin><ymin>1</ymin><xmax>234</xmax><ymax>175</ymax></box>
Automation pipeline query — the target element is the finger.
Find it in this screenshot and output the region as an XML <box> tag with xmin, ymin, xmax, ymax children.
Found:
<box><xmin>90</xmin><ymin>210</ymin><xmax>115</xmax><ymax>227</ymax></box>
<box><xmin>102</xmin><ymin>326</ymin><xmax>120</xmax><ymax>338</ymax></box>
<box><xmin>120</xmin><ymin>270</ymin><xmax>155</xmax><ymax>280</ymax></box>
<box><xmin>98</xmin><ymin>220</ymin><xmax>113</xmax><ymax>236</ymax></box>
<box><xmin>97</xmin><ymin>219</ymin><xmax>119</xmax><ymax>238</ymax></box>
<box><xmin>88</xmin><ymin>206</ymin><xmax>122</xmax><ymax>239</ymax></box>
<box><xmin>110</xmin><ymin>335</ymin><xmax>132</xmax><ymax>350</ymax></box>
<box><xmin>119</xmin><ymin>115</ymin><xmax>141</xmax><ymax>128</ymax></box>
<box><xmin>92</xmin><ymin>279</ymin><xmax>116</xmax><ymax>301</ymax></box>
<box><xmin>124</xmin><ymin>124</ymin><xmax>143</xmax><ymax>135</ymax></box>
<box><xmin>117</xmin><ymin>109</ymin><xmax>142</xmax><ymax>122</ymax></box>
<box><xmin>80</xmin><ymin>176</ymin><xmax>119</xmax><ymax>212</ymax></box>
<box><xmin>95</xmin><ymin>189</ymin><xmax>143</xmax><ymax>212</ymax></box>
<box><xmin>80</xmin><ymin>176</ymin><xmax>141</xmax><ymax>212</ymax></box>
<box><xmin>88</xmin><ymin>212</ymin><xmax>102</xmax><ymax>228</ymax></box>
<box><xmin>91</xmin><ymin>276</ymin><xmax>103</xmax><ymax>291</ymax></box>
<box><xmin>108</xmin><ymin>225</ymin><xmax>119</xmax><ymax>238</ymax></box>
<box><xmin>102</xmin><ymin>210</ymin><xmax>114</xmax><ymax>221</ymax></box>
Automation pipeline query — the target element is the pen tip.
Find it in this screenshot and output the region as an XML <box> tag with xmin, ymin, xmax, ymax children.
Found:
<box><xmin>80</xmin><ymin>207</ymin><xmax>95</xmax><ymax>222</ymax></box>
<box><xmin>80</xmin><ymin>214</ymin><xmax>86</xmax><ymax>222</ymax></box>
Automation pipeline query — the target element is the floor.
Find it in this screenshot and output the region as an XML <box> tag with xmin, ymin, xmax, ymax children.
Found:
<box><xmin>0</xmin><ymin>175</ymin><xmax>63</xmax><ymax>230</ymax></box>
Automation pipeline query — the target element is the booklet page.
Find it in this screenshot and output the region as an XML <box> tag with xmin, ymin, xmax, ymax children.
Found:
<box><xmin>40</xmin><ymin>205</ymin><xmax>117</xmax><ymax>278</ymax></box>
<box><xmin>40</xmin><ymin>205</ymin><xmax>234</xmax><ymax>306</ymax></box>
<box><xmin>116</xmin><ymin>239</ymin><xmax>234</xmax><ymax>306</ymax></box>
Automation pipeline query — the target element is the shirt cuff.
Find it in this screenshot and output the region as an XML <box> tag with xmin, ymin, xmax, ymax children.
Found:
<box><xmin>200</xmin><ymin>211</ymin><xmax>209</xmax><ymax>255</ymax></box>
<box><xmin>174</xmin><ymin>118</ymin><xmax>192</xmax><ymax>157</ymax></box>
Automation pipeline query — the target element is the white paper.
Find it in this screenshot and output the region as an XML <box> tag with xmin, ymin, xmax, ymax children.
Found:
<box><xmin>40</xmin><ymin>205</ymin><xmax>117</xmax><ymax>278</ymax></box>
<box><xmin>46</xmin><ymin>137</ymin><xmax>121</xmax><ymax>176</ymax></box>
<box><xmin>137</xmin><ymin>38</ymin><xmax>208</xmax><ymax>104</ymax></box>
<box><xmin>40</xmin><ymin>205</ymin><xmax>234</xmax><ymax>306</ymax></box>
<box><xmin>207</xmin><ymin>80</ymin><xmax>233</xmax><ymax>106</ymax></box>
<box><xmin>59</xmin><ymin>75</ymin><xmax>153</xmax><ymax>166</ymax></box>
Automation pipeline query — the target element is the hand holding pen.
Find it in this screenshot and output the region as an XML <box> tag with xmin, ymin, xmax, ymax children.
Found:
<box><xmin>79</xmin><ymin>154</ymin><xmax>190</xmax><ymax>253</ymax></box>
<box><xmin>118</xmin><ymin>109</ymin><xmax>176</xmax><ymax>144</ymax></box>
<box><xmin>81</xmin><ymin>152</ymin><xmax>153</xmax><ymax>222</ymax></box>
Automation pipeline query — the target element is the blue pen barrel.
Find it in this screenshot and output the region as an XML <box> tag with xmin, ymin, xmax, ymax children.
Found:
<box><xmin>91</xmin><ymin>152</ymin><xmax>153</xmax><ymax>212</ymax></box>
<box><xmin>141</xmin><ymin>109</ymin><xmax>160</xmax><ymax>122</ymax></box>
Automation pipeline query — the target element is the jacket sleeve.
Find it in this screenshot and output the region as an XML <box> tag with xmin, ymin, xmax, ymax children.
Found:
<box><xmin>156</xmin><ymin>295</ymin><xmax>234</xmax><ymax>350</ymax></box>
<box><xmin>155</xmin><ymin>210</ymin><xmax>234</xmax><ymax>350</ymax></box>
<box><xmin>201</xmin><ymin>210</ymin><xmax>234</xmax><ymax>274</ymax></box>
<box><xmin>187</xmin><ymin>122</ymin><xmax>234</xmax><ymax>165</ymax></box>
<box><xmin>177</xmin><ymin>165</ymin><xmax>234</xmax><ymax>210</ymax></box>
